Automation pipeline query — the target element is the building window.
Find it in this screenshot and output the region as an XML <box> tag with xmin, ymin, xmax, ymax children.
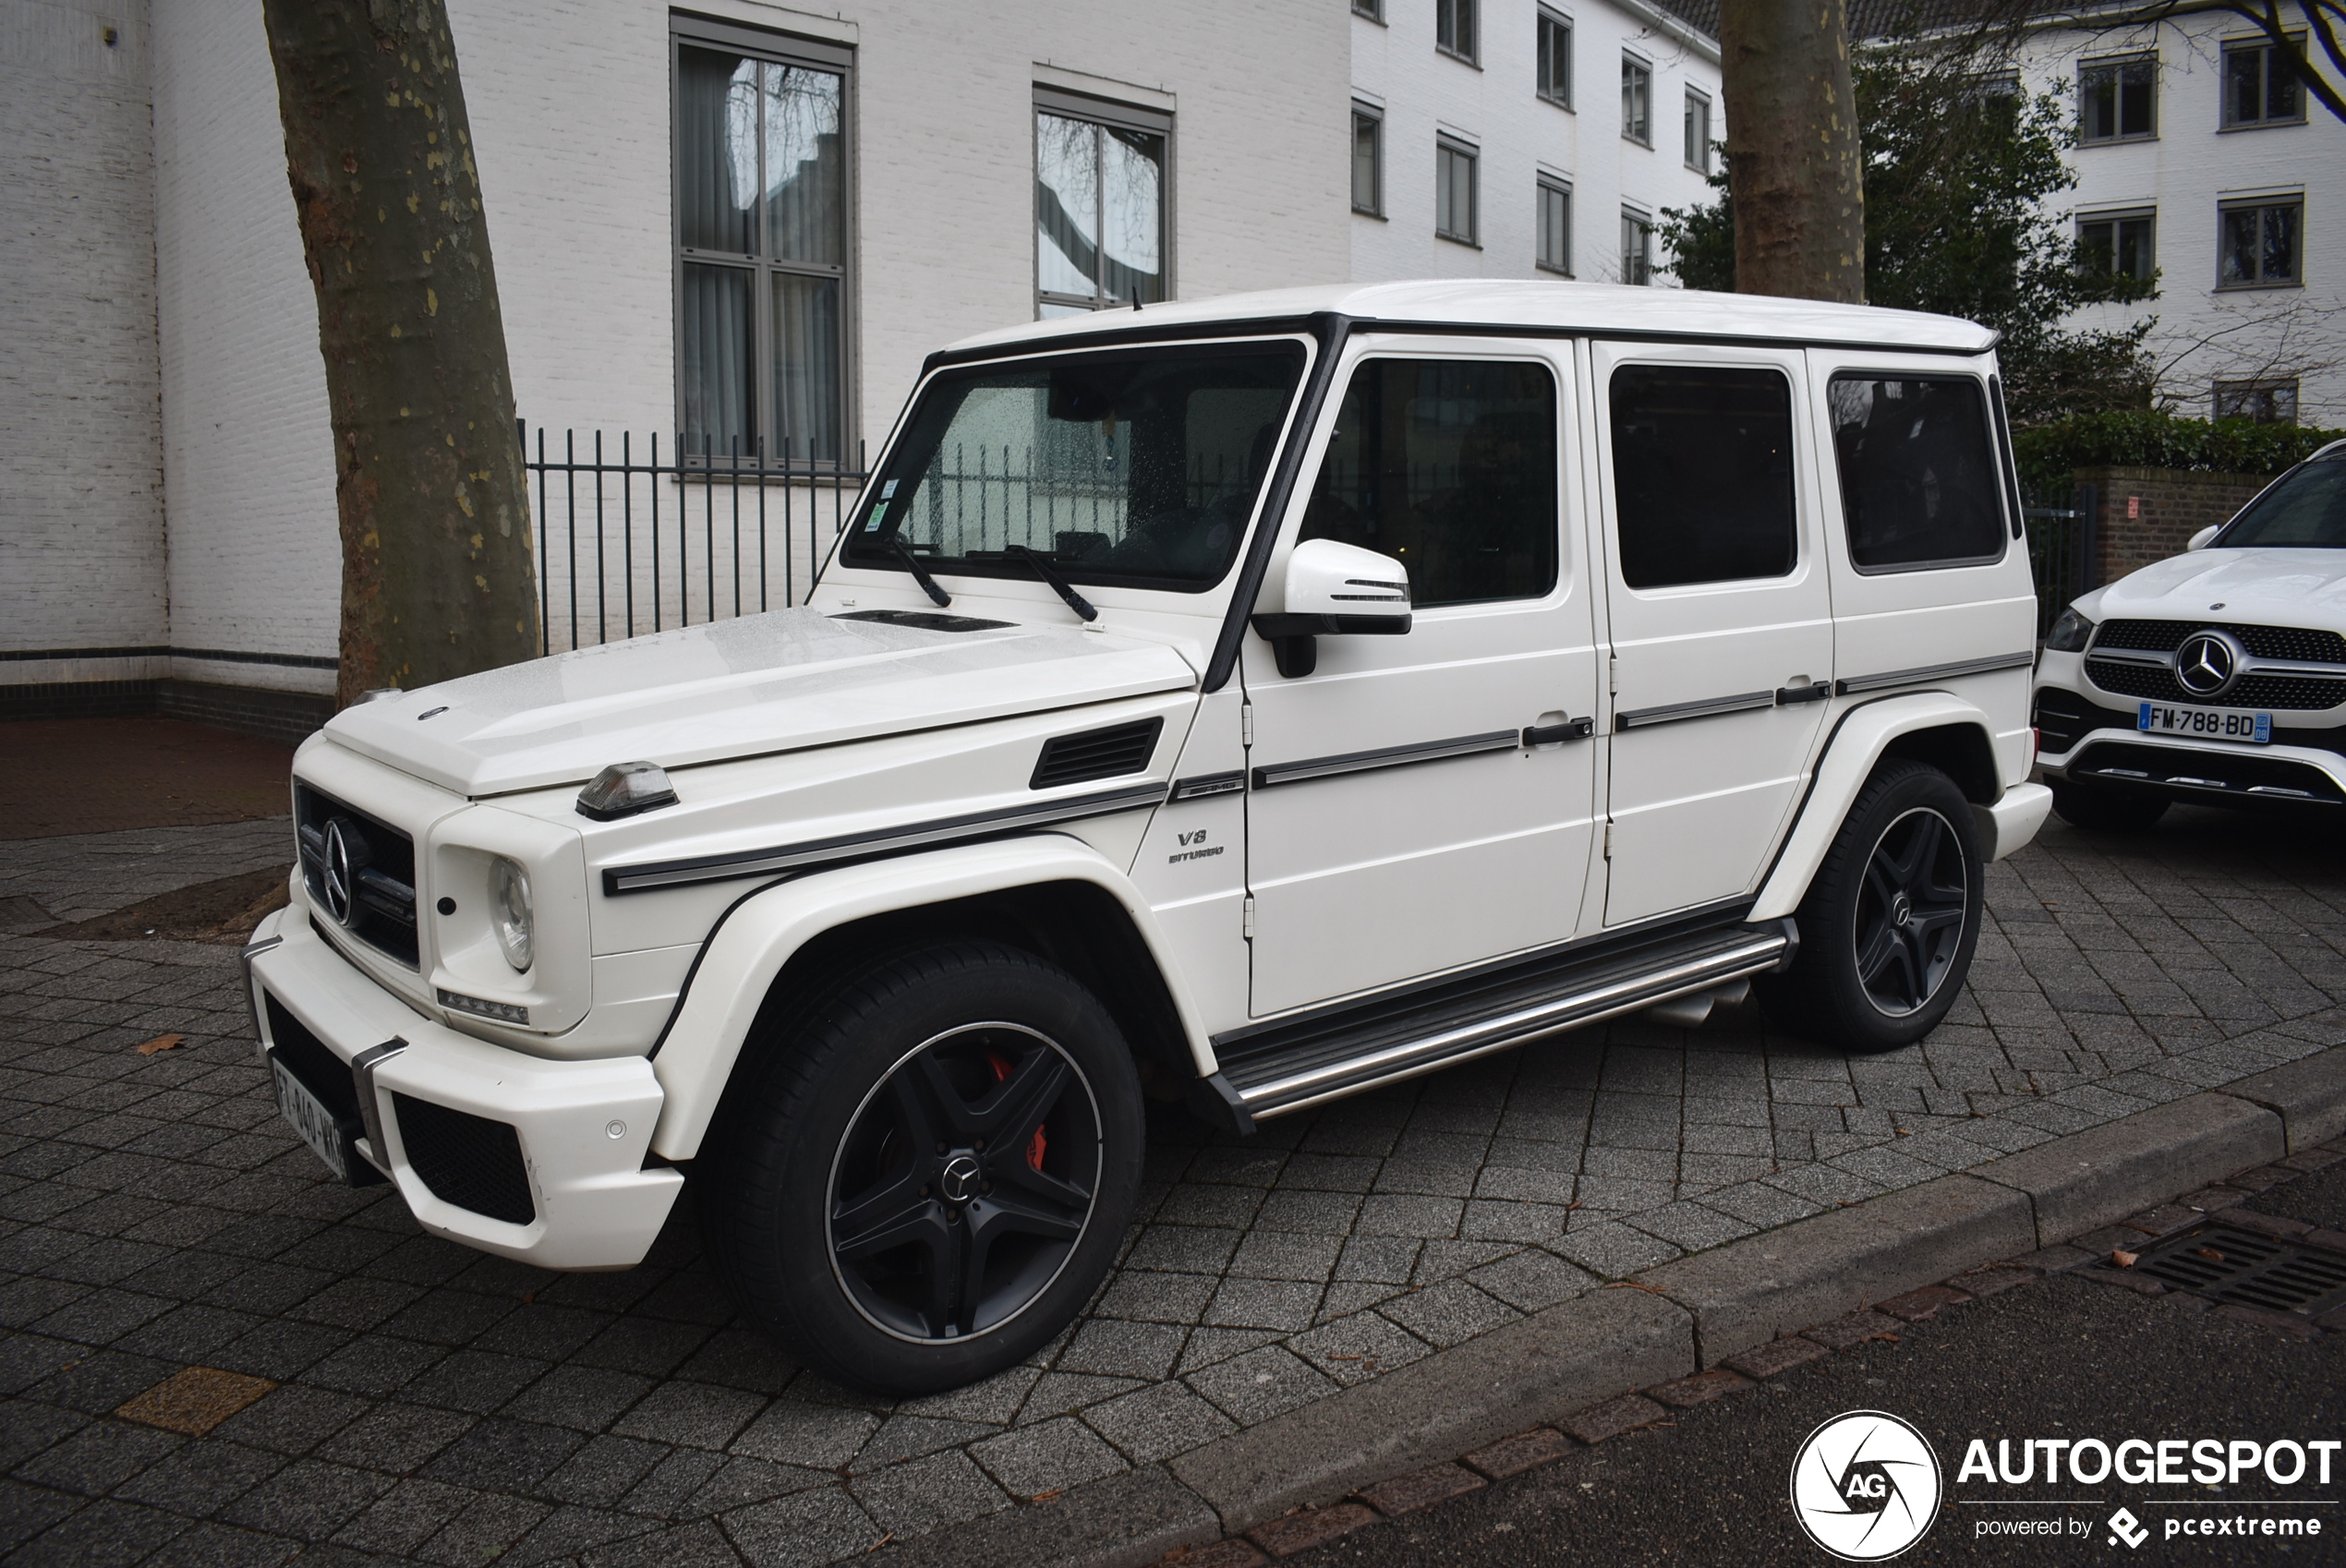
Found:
<box><xmin>2224</xmin><ymin>36</ymin><xmax>2306</xmax><ymax>127</ymax></box>
<box><xmin>1684</xmin><ymin>90</ymin><xmax>1711</xmax><ymax>172</ymax></box>
<box><xmin>1353</xmin><ymin>0</ymin><xmax>1383</xmax><ymax>19</ymax></box>
<box><xmin>1537</xmin><ymin>177</ymin><xmax>1572</xmax><ymax>274</ymax></box>
<box><xmin>2215</xmin><ymin>378</ymin><xmax>2300</xmax><ymax>423</ymax></box>
<box><xmin>671</xmin><ymin>19</ymin><xmax>852</xmax><ymax>464</ymax></box>
<box><xmin>1620</xmin><ymin>208</ymin><xmax>1653</xmax><ymax>283</ymax></box>
<box><xmin>2078</xmin><ymin>210</ymin><xmax>2155</xmax><ymax>282</ymax></box>
<box><xmin>1352</xmin><ymin>104</ymin><xmax>1384</xmax><ymax>216</ymax></box>
<box><xmin>1537</xmin><ymin>8</ymin><xmax>1573</xmax><ymax>108</ymax></box>
<box><xmin>1436</xmin><ymin>0</ymin><xmax>1476</xmax><ymax>63</ymax></box>
<box><xmin>1622</xmin><ymin>56</ymin><xmax>1651</xmax><ymax>144</ymax></box>
<box><xmin>2219</xmin><ymin>199</ymin><xmax>2303</xmax><ymax>288</ymax></box>
<box><xmin>2080</xmin><ymin>54</ymin><xmax>2156</xmax><ymax>143</ymax></box>
<box><xmin>1035</xmin><ymin>90</ymin><xmax>1170</xmax><ymax>319</ymax></box>
<box><xmin>1436</xmin><ymin>138</ymin><xmax>1479</xmax><ymax>245</ymax></box>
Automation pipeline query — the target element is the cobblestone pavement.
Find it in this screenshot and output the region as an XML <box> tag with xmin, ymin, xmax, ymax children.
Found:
<box><xmin>3</xmin><ymin>806</ymin><xmax>2343</xmax><ymax>1566</ymax></box>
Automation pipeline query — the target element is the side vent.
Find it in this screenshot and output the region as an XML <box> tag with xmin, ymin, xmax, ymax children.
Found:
<box><xmin>1031</xmin><ymin>718</ymin><xmax>1164</xmax><ymax>790</ymax></box>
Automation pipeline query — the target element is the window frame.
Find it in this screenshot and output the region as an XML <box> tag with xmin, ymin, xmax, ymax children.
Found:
<box><xmin>669</xmin><ymin>15</ymin><xmax>857</xmax><ymax>468</ymax></box>
<box><xmin>2221</xmin><ymin>33</ymin><xmax>2309</xmax><ymax>129</ymax></box>
<box><xmin>1621</xmin><ymin>54</ymin><xmax>1653</xmax><ymax>145</ymax></box>
<box><xmin>1033</xmin><ymin>85</ymin><xmax>1175</xmax><ymax>320</ymax></box>
<box><xmin>2214</xmin><ymin>377</ymin><xmax>2302</xmax><ymax>423</ymax></box>
<box><xmin>1436</xmin><ymin>136</ymin><xmax>1481</xmax><ymax>247</ymax></box>
<box><xmin>1537</xmin><ymin>175</ymin><xmax>1573</xmax><ymax>276</ymax></box>
<box><xmin>1619</xmin><ymin>207</ymin><xmax>1653</xmax><ymax>284</ymax></box>
<box><xmin>1683</xmin><ymin>88</ymin><xmax>1712</xmax><ymax>173</ymax></box>
<box><xmin>1825</xmin><ymin>370</ymin><xmax>2013</xmax><ymax>576</ymax></box>
<box><xmin>1352</xmin><ymin>102</ymin><xmax>1385</xmax><ymax>218</ymax></box>
<box><xmin>2077</xmin><ymin>207</ymin><xmax>2157</xmax><ymax>283</ymax></box>
<box><xmin>1537</xmin><ymin>7</ymin><xmax>1574</xmax><ymax>109</ymax></box>
<box><xmin>2078</xmin><ymin>52</ymin><xmax>2159</xmax><ymax>145</ymax></box>
<box><xmin>2217</xmin><ymin>196</ymin><xmax>2304</xmax><ymax>290</ymax></box>
<box><xmin>1352</xmin><ymin>0</ymin><xmax>1385</xmax><ymax>20</ymax></box>
<box><xmin>1436</xmin><ymin>0</ymin><xmax>1479</xmax><ymax>65</ymax></box>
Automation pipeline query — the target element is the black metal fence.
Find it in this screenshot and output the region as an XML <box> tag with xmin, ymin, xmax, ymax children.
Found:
<box><xmin>2023</xmin><ymin>479</ymin><xmax>2098</xmax><ymax>635</ymax></box>
<box><xmin>520</xmin><ymin>425</ymin><xmax>868</xmax><ymax>655</ymax></box>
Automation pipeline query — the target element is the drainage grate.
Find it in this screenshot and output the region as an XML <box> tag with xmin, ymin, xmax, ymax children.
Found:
<box><xmin>2133</xmin><ymin>1223</ymin><xmax>2346</xmax><ymax>1317</ymax></box>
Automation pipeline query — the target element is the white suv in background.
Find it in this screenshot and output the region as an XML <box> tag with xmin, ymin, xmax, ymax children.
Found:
<box><xmin>2035</xmin><ymin>440</ymin><xmax>2346</xmax><ymax>829</ymax></box>
<box><xmin>243</xmin><ymin>283</ymin><xmax>2050</xmax><ymax>1393</ymax></box>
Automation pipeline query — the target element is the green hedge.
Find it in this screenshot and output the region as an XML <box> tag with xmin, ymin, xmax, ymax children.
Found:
<box><xmin>2011</xmin><ymin>411</ymin><xmax>2345</xmax><ymax>493</ymax></box>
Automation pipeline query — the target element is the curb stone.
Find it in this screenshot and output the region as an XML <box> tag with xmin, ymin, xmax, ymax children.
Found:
<box><xmin>873</xmin><ymin>1046</ymin><xmax>2344</xmax><ymax>1568</ymax></box>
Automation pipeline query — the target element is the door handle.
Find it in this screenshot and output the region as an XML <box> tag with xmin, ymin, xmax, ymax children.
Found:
<box><xmin>1774</xmin><ymin>682</ymin><xmax>1832</xmax><ymax>705</ymax></box>
<box><xmin>1522</xmin><ymin>718</ymin><xmax>1595</xmax><ymax>746</ymax></box>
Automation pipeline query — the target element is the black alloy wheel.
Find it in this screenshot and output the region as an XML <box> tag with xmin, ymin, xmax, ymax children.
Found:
<box><xmin>1852</xmin><ymin>806</ymin><xmax>1969</xmax><ymax>1017</ymax></box>
<box><xmin>828</xmin><ymin>1022</ymin><xmax>1101</xmax><ymax>1344</ymax></box>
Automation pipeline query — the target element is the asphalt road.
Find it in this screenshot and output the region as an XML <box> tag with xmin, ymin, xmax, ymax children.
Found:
<box><xmin>1282</xmin><ymin>1161</ymin><xmax>2346</xmax><ymax>1566</ymax></box>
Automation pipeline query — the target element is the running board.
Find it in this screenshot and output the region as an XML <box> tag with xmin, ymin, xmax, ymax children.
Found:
<box><xmin>1215</xmin><ymin>919</ymin><xmax>1795</xmax><ymax>1121</ymax></box>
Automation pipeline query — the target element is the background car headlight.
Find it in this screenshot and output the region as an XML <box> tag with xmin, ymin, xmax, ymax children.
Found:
<box><xmin>490</xmin><ymin>857</ymin><xmax>534</xmax><ymax>972</ymax></box>
<box><xmin>2043</xmin><ymin>607</ymin><xmax>2096</xmax><ymax>653</ymax></box>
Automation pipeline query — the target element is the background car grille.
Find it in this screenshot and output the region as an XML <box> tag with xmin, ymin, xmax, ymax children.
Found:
<box><xmin>2093</xmin><ymin>620</ymin><xmax>2346</xmax><ymax>663</ymax></box>
<box><xmin>393</xmin><ymin>1093</ymin><xmax>536</xmax><ymax>1224</ymax></box>
<box><xmin>2082</xmin><ymin>659</ymin><xmax>2346</xmax><ymax>711</ymax></box>
<box><xmin>295</xmin><ymin>785</ymin><xmax>420</xmax><ymax>967</ymax></box>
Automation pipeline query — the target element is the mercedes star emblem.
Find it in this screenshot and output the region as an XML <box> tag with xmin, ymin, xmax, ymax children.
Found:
<box><xmin>2173</xmin><ymin>630</ymin><xmax>2244</xmax><ymax>698</ymax></box>
<box><xmin>938</xmin><ymin>1153</ymin><xmax>982</xmax><ymax>1204</ymax></box>
<box><xmin>322</xmin><ymin>818</ymin><xmax>360</xmax><ymax>926</ymax></box>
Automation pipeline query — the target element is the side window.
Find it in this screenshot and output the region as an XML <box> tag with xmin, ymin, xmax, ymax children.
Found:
<box><xmin>1609</xmin><ymin>366</ymin><xmax>1796</xmax><ymax>588</ymax></box>
<box><xmin>1300</xmin><ymin>359</ymin><xmax>1558</xmax><ymax>608</ymax></box>
<box><xmin>1829</xmin><ymin>376</ymin><xmax>2006</xmax><ymax>571</ymax></box>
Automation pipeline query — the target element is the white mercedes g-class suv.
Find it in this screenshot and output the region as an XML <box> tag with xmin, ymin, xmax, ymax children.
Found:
<box><xmin>244</xmin><ymin>282</ymin><xmax>2050</xmax><ymax>1393</ymax></box>
<box><xmin>2035</xmin><ymin>440</ymin><xmax>2346</xmax><ymax>829</ymax></box>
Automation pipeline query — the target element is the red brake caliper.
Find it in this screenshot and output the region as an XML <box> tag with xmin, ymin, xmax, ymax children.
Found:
<box><xmin>983</xmin><ymin>1050</ymin><xmax>1046</xmax><ymax>1171</ymax></box>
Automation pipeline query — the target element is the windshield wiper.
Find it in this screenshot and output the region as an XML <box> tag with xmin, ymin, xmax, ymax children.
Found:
<box><xmin>1005</xmin><ymin>546</ymin><xmax>1098</xmax><ymax>622</ymax></box>
<box><xmin>889</xmin><ymin>538</ymin><xmax>952</xmax><ymax>608</ymax></box>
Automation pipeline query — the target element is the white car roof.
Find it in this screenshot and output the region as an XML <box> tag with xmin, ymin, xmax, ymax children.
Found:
<box><xmin>940</xmin><ymin>280</ymin><xmax>1999</xmax><ymax>359</ymax></box>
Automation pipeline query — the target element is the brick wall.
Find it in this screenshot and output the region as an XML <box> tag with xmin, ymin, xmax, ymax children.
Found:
<box><xmin>2078</xmin><ymin>465</ymin><xmax>2276</xmax><ymax>587</ymax></box>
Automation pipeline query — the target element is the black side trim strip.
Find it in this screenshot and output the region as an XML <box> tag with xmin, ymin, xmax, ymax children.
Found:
<box><xmin>1616</xmin><ymin>690</ymin><xmax>1776</xmax><ymax>730</ymax></box>
<box><xmin>1251</xmin><ymin>730</ymin><xmax>1518</xmax><ymax>790</ymax></box>
<box><xmin>1171</xmin><ymin>771</ymin><xmax>1247</xmax><ymax>801</ymax></box>
<box><xmin>603</xmin><ymin>782</ymin><xmax>1169</xmax><ymax>895</ymax></box>
<box><xmin>1835</xmin><ymin>651</ymin><xmax>2035</xmax><ymax>696</ymax></box>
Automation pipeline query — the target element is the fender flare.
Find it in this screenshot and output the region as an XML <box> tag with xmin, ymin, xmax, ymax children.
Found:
<box><xmin>1748</xmin><ymin>693</ymin><xmax>2004</xmax><ymax>923</ymax></box>
<box><xmin>645</xmin><ymin>834</ymin><xmax>1211</xmax><ymax>1160</ymax></box>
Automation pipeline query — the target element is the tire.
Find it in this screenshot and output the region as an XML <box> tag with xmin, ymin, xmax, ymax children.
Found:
<box><xmin>696</xmin><ymin>941</ymin><xmax>1143</xmax><ymax>1395</ymax></box>
<box><xmin>2050</xmin><ymin>777</ymin><xmax>2170</xmax><ymax>832</ymax></box>
<box><xmin>1755</xmin><ymin>761</ymin><xmax>1985</xmax><ymax>1054</ymax></box>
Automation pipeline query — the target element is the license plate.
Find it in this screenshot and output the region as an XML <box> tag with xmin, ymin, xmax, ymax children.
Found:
<box><xmin>2137</xmin><ymin>702</ymin><xmax>2270</xmax><ymax>744</ymax></box>
<box><xmin>272</xmin><ymin>1054</ymin><xmax>353</xmax><ymax>1183</ymax></box>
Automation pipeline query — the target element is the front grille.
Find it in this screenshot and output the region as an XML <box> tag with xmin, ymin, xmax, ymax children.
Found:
<box><xmin>2069</xmin><ymin>741</ymin><xmax>2346</xmax><ymax>803</ymax></box>
<box><xmin>2082</xmin><ymin>659</ymin><xmax>2346</xmax><ymax>712</ymax></box>
<box><xmin>1031</xmin><ymin>718</ymin><xmax>1164</xmax><ymax>790</ymax></box>
<box><xmin>295</xmin><ymin>785</ymin><xmax>419</xmax><ymax>966</ymax></box>
<box><xmin>2094</xmin><ymin>620</ymin><xmax>2346</xmax><ymax>663</ymax></box>
<box><xmin>392</xmin><ymin>1092</ymin><xmax>536</xmax><ymax>1224</ymax></box>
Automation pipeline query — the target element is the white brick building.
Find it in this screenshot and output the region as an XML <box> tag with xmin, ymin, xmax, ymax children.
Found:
<box><xmin>3</xmin><ymin>0</ymin><xmax>1719</xmax><ymax>734</ymax></box>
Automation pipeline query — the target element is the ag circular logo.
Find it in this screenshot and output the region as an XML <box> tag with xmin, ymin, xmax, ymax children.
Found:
<box><xmin>1790</xmin><ymin>1410</ymin><xmax>1942</xmax><ymax>1561</ymax></box>
<box><xmin>2174</xmin><ymin>629</ymin><xmax>2244</xmax><ymax>697</ymax></box>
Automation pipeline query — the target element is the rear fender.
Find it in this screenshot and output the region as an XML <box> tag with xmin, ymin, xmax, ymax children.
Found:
<box><xmin>646</xmin><ymin>835</ymin><xmax>1209</xmax><ymax>1159</ymax></box>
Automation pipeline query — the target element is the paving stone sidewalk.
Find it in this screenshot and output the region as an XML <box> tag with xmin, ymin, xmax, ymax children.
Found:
<box><xmin>2</xmin><ymin>805</ymin><xmax>2343</xmax><ymax>1566</ymax></box>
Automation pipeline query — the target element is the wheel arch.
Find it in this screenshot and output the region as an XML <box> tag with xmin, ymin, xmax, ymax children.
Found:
<box><xmin>645</xmin><ymin>836</ymin><xmax>1209</xmax><ymax>1162</ymax></box>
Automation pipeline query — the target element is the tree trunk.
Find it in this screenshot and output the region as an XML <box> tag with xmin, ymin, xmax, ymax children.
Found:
<box><xmin>1720</xmin><ymin>0</ymin><xmax>1867</xmax><ymax>303</ymax></box>
<box><xmin>262</xmin><ymin>0</ymin><xmax>539</xmax><ymax>707</ymax></box>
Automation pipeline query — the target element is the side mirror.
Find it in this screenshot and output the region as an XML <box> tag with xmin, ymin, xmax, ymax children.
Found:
<box><xmin>1252</xmin><ymin>538</ymin><xmax>1412</xmax><ymax>678</ymax></box>
<box><xmin>2186</xmin><ymin>525</ymin><xmax>2221</xmax><ymax>551</ymax></box>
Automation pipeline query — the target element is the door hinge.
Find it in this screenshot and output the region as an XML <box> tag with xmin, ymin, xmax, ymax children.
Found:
<box><xmin>1602</xmin><ymin>823</ymin><xmax>1614</xmax><ymax>859</ymax></box>
<box><xmin>1241</xmin><ymin>895</ymin><xmax>1256</xmax><ymax>938</ymax></box>
<box><xmin>1241</xmin><ymin>704</ymin><xmax>1254</xmax><ymax>747</ymax></box>
<box><xmin>1607</xmin><ymin>656</ymin><xmax>1619</xmax><ymax>695</ymax></box>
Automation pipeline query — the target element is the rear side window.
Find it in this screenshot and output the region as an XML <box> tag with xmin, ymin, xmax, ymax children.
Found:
<box><xmin>1609</xmin><ymin>366</ymin><xmax>1796</xmax><ymax>588</ymax></box>
<box><xmin>1828</xmin><ymin>375</ymin><xmax>2006</xmax><ymax>570</ymax></box>
<box><xmin>1300</xmin><ymin>358</ymin><xmax>1558</xmax><ymax>608</ymax></box>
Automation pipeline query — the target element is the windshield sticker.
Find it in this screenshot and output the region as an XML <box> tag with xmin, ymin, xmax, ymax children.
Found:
<box><xmin>881</xmin><ymin>479</ymin><xmax>898</xmax><ymax>500</ymax></box>
<box><xmin>864</xmin><ymin>502</ymin><xmax>888</xmax><ymax>533</ymax></box>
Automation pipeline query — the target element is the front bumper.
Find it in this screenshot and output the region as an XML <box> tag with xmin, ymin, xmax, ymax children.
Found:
<box><xmin>2033</xmin><ymin>682</ymin><xmax>2346</xmax><ymax>807</ymax></box>
<box><xmin>243</xmin><ymin>907</ymin><xmax>683</xmax><ymax>1270</ymax></box>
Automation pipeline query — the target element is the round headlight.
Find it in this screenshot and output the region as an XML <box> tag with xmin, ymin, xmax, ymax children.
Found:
<box><xmin>489</xmin><ymin>857</ymin><xmax>534</xmax><ymax>972</ymax></box>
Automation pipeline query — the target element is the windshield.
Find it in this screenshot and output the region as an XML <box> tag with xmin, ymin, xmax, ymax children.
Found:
<box><xmin>2220</xmin><ymin>456</ymin><xmax>2346</xmax><ymax>548</ymax></box>
<box><xmin>841</xmin><ymin>343</ymin><xmax>1307</xmax><ymax>591</ymax></box>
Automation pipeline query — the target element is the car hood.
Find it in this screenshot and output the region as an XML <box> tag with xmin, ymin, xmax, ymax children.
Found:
<box><xmin>2095</xmin><ymin>549</ymin><xmax>2346</xmax><ymax>631</ymax></box>
<box><xmin>320</xmin><ymin>609</ymin><xmax>1200</xmax><ymax>797</ymax></box>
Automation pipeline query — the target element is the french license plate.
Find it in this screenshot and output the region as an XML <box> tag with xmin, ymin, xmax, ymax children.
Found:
<box><xmin>2137</xmin><ymin>702</ymin><xmax>2271</xmax><ymax>744</ymax></box>
<box><xmin>271</xmin><ymin>1053</ymin><xmax>353</xmax><ymax>1183</ymax></box>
